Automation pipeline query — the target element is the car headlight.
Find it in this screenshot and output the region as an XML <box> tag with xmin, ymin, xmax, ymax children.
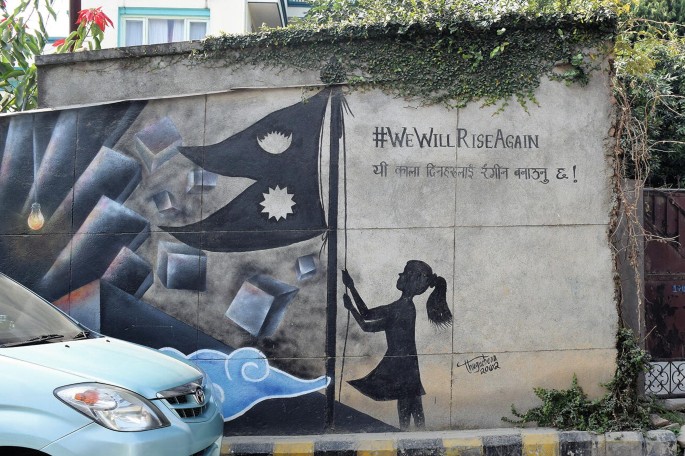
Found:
<box><xmin>55</xmin><ymin>383</ymin><xmax>170</xmax><ymax>431</ymax></box>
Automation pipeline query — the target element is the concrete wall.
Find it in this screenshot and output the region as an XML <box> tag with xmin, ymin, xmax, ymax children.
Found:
<box><xmin>0</xmin><ymin>44</ymin><xmax>619</xmax><ymax>434</ymax></box>
<box><xmin>36</xmin><ymin>44</ymin><xmax>323</xmax><ymax>108</ymax></box>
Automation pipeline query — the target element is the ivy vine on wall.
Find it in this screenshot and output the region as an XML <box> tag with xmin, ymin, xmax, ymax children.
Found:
<box><xmin>196</xmin><ymin>12</ymin><xmax>617</xmax><ymax>108</ymax></box>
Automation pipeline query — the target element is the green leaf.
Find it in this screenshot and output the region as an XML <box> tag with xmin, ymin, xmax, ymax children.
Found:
<box><xmin>2</xmin><ymin>69</ymin><xmax>23</xmax><ymax>79</ymax></box>
<box><xmin>571</xmin><ymin>52</ymin><xmax>584</xmax><ymax>66</ymax></box>
<box><xmin>25</xmin><ymin>38</ymin><xmax>40</xmax><ymax>55</ymax></box>
<box><xmin>37</xmin><ymin>11</ymin><xmax>47</xmax><ymax>36</ymax></box>
<box><xmin>43</xmin><ymin>0</ymin><xmax>56</xmax><ymax>19</ymax></box>
<box><xmin>14</xmin><ymin>82</ymin><xmax>23</xmax><ymax>108</ymax></box>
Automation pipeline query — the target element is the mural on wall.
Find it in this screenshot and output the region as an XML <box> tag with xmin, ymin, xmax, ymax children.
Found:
<box><xmin>0</xmin><ymin>74</ymin><xmax>617</xmax><ymax>432</ymax></box>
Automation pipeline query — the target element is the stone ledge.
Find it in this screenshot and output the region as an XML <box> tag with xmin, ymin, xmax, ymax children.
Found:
<box><xmin>663</xmin><ymin>399</ymin><xmax>685</xmax><ymax>411</ymax></box>
<box><xmin>221</xmin><ymin>429</ymin><xmax>677</xmax><ymax>456</ymax></box>
<box><xmin>36</xmin><ymin>41</ymin><xmax>200</xmax><ymax>66</ymax></box>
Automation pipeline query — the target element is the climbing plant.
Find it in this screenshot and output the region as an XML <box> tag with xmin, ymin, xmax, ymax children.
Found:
<box><xmin>633</xmin><ymin>0</ymin><xmax>685</xmax><ymax>26</ymax></box>
<box><xmin>617</xmin><ymin>23</ymin><xmax>685</xmax><ymax>187</ymax></box>
<box><xmin>198</xmin><ymin>12</ymin><xmax>616</xmax><ymax>109</ymax></box>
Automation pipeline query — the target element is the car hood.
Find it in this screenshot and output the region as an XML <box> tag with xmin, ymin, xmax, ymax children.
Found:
<box><xmin>0</xmin><ymin>337</ymin><xmax>202</xmax><ymax>399</ymax></box>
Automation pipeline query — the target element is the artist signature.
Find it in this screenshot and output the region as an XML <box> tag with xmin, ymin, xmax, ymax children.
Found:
<box><xmin>456</xmin><ymin>354</ymin><xmax>501</xmax><ymax>375</ymax></box>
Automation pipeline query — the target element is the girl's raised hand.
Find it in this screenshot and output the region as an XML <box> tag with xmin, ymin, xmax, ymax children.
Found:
<box><xmin>343</xmin><ymin>293</ymin><xmax>354</xmax><ymax>311</ymax></box>
<box><xmin>341</xmin><ymin>269</ymin><xmax>355</xmax><ymax>289</ymax></box>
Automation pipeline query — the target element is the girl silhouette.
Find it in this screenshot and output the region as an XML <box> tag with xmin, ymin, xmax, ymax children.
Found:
<box><xmin>341</xmin><ymin>260</ymin><xmax>452</xmax><ymax>430</ymax></box>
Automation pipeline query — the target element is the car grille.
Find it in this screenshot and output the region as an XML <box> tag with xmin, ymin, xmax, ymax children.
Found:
<box><xmin>157</xmin><ymin>380</ymin><xmax>209</xmax><ymax>420</ymax></box>
<box><xmin>165</xmin><ymin>393</ymin><xmax>209</xmax><ymax>419</ymax></box>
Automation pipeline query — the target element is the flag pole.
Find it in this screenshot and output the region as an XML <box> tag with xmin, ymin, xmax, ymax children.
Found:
<box><xmin>325</xmin><ymin>86</ymin><xmax>343</xmax><ymax>429</ymax></box>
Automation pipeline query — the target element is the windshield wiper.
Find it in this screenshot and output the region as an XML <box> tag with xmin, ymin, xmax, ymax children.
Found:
<box><xmin>1</xmin><ymin>334</ymin><xmax>65</xmax><ymax>348</ymax></box>
<box><xmin>72</xmin><ymin>330</ymin><xmax>90</xmax><ymax>340</ymax></box>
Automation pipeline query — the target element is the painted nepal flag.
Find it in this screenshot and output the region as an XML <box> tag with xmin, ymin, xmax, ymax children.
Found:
<box><xmin>160</xmin><ymin>89</ymin><xmax>330</xmax><ymax>252</ymax></box>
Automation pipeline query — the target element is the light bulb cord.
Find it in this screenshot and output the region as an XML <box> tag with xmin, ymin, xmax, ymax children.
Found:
<box><xmin>32</xmin><ymin>127</ymin><xmax>38</xmax><ymax>203</ymax></box>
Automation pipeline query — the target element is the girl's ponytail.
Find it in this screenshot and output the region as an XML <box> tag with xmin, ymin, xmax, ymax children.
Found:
<box><xmin>426</xmin><ymin>275</ymin><xmax>452</xmax><ymax>328</ymax></box>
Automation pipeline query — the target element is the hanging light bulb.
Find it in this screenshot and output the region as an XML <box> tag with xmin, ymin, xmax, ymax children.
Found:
<box><xmin>28</xmin><ymin>202</ymin><xmax>45</xmax><ymax>231</ymax></box>
<box><xmin>28</xmin><ymin>123</ymin><xmax>45</xmax><ymax>231</ymax></box>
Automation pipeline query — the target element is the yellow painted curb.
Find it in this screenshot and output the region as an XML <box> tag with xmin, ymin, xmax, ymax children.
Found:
<box><xmin>273</xmin><ymin>441</ymin><xmax>315</xmax><ymax>456</ymax></box>
<box><xmin>443</xmin><ymin>437</ymin><xmax>483</xmax><ymax>456</ymax></box>
<box><xmin>357</xmin><ymin>439</ymin><xmax>396</xmax><ymax>456</ymax></box>
<box><xmin>522</xmin><ymin>431</ymin><xmax>559</xmax><ymax>456</ymax></box>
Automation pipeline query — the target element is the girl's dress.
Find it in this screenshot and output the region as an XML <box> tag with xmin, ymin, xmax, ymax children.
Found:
<box><xmin>348</xmin><ymin>298</ymin><xmax>425</xmax><ymax>401</ymax></box>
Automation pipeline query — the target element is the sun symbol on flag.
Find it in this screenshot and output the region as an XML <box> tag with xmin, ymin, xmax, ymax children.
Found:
<box><xmin>260</xmin><ymin>186</ymin><xmax>296</xmax><ymax>221</ymax></box>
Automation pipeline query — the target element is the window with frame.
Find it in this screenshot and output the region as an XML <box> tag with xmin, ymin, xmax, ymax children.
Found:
<box><xmin>119</xmin><ymin>8</ymin><xmax>209</xmax><ymax>47</ymax></box>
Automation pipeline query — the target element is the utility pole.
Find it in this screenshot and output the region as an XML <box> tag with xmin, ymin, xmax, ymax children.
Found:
<box><xmin>69</xmin><ymin>0</ymin><xmax>81</xmax><ymax>33</ymax></box>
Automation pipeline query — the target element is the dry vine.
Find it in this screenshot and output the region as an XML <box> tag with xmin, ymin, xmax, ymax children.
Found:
<box><xmin>610</xmin><ymin>76</ymin><xmax>651</xmax><ymax>337</ymax></box>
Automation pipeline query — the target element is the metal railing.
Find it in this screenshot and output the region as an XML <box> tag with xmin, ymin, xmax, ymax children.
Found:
<box><xmin>646</xmin><ymin>361</ymin><xmax>685</xmax><ymax>397</ymax></box>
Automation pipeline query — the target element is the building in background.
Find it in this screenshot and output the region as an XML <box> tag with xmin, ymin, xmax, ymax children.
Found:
<box><xmin>80</xmin><ymin>0</ymin><xmax>310</xmax><ymax>48</ymax></box>
<box><xmin>4</xmin><ymin>0</ymin><xmax>310</xmax><ymax>49</ymax></box>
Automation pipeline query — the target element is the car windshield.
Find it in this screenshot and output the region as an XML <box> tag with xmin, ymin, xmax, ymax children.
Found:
<box><xmin>0</xmin><ymin>274</ymin><xmax>84</xmax><ymax>347</ymax></box>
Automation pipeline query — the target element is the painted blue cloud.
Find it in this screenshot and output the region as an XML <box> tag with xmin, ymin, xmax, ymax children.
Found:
<box><xmin>160</xmin><ymin>347</ymin><xmax>330</xmax><ymax>421</ymax></box>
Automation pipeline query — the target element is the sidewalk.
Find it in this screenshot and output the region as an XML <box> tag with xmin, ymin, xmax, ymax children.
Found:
<box><xmin>220</xmin><ymin>428</ymin><xmax>677</xmax><ymax>455</ymax></box>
